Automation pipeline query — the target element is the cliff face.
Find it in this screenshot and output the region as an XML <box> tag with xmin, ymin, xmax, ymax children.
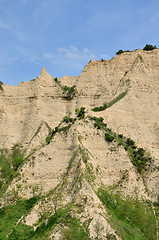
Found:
<box><xmin>0</xmin><ymin>49</ymin><xmax>159</xmax><ymax>240</ymax></box>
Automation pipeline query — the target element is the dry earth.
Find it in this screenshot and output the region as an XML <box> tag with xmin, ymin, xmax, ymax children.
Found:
<box><xmin>0</xmin><ymin>49</ymin><xmax>159</xmax><ymax>239</ymax></box>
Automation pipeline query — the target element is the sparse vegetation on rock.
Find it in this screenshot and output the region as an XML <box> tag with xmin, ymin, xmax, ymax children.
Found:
<box><xmin>0</xmin><ymin>144</ymin><xmax>24</xmax><ymax>196</ymax></box>
<box><xmin>97</xmin><ymin>188</ymin><xmax>157</xmax><ymax>240</ymax></box>
<box><xmin>143</xmin><ymin>44</ymin><xmax>157</xmax><ymax>51</ymax></box>
<box><xmin>90</xmin><ymin>116</ymin><xmax>153</xmax><ymax>174</ymax></box>
<box><xmin>116</xmin><ymin>49</ymin><xmax>130</xmax><ymax>55</ymax></box>
<box><xmin>54</xmin><ymin>77</ymin><xmax>76</xmax><ymax>100</ymax></box>
<box><xmin>0</xmin><ymin>50</ymin><xmax>159</xmax><ymax>239</ymax></box>
<box><xmin>92</xmin><ymin>91</ymin><xmax>127</xmax><ymax>112</ymax></box>
<box><xmin>0</xmin><ymin>81</ymin><xmax>3</xmax><ymax>91</ymax></box>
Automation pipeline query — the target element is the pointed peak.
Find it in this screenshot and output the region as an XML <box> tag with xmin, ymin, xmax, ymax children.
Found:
<box><xmin>40</xmin><ymin>67</ymin><xmax>49</xmax><ymax>76</ymax></box>
<box><xmin>38</xmin><ymin>67</ymin><xmax>54</xmax><ymax>82</ymax></box>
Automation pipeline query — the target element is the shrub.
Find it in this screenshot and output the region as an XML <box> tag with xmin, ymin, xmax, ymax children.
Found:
<box><xmin>118</xmin><ymin>134</ymin><xmax>123</xmax><ymax>138</ymax></box>
<box><xmin>90</xmin><ymin>116</ymin><xmax>107</xmax><ymax>129</ymax></box>
<box><xmin>65</xmin><ymin>85</ymin><xmax>76</xmax><ymax>100</ymax></box>
<box><xmin>0</xmin><ymin>81</ymin><xmax>3</xmax><ymax>91</ymax></box>
<box><xmin>92</xmin><ymin>103</ymin><xmax>108</xmax><ymax>112</ymax></box>
<box><xmin>63</xmin><ymin>116</ymin><xmax>74</xmax><ymax>123</ymax></box>
<box><xmin>63</xmin><ymin>86</ymin><xmax>70</xmax><ymax>92</ymax></box>
<box><xmin>75</xmin><ymin>107</ymin><xmax>85</xmax><ymax>119</ymax></box>
<box><xmin>105</xmin><ymin>133</ymin><xmax>114</xmax><ymax>142</ymax></box>
<box><xmin>116</xmin><ymin>50</ymin><xmax>130</xmax><ymax>55</ymax></box>
<box><xmin>116</xmin><ymin>50</ymin><xmax>124</xmax><ymax>55</ymax></box>
<box><xmin>126</xmin><ymin>138</ymin><xmax>136</xmax><ymax>147</ymax></box>
<box><xmin>143</xmin><ymin>44</ymin><xmax>157</xmax><ymax>51</ymax></box>
<box><xmin>25</xmin><ymin>196</ymin><xmax>39</xmax><ymax>210</ymax></box>
<box><xmin>54</xmin><ymin>77</ymin><xmax>58</xmax><ymax>82</ymax></box>
<box><xmin>11</xmin><ymin>143</ymin><xmax>24</xmax><ymax>171</ymax></box>
<box><xmin>45</xmin><ymin>135</ymin><xmax>51</xmax><ymax>144</ymax></box>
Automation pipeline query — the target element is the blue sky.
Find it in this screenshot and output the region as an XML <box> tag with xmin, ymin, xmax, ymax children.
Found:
<box><xmin>0</xmin><ymin>0</ymin><xmax>159</xmax><ymax>85</ymax></box>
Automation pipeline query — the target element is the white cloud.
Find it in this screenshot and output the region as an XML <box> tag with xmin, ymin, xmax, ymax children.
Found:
<box><xmin>42</xmin><ymin>46</ymin><xmax>110</xmax><ymax>74</ymax></box>
<box><xmin>43</xmin><ymin>53</ymin><xmax>54</xmax><ymax>59</ymax></box>
<box><xmin>57</xmin><ymin>45</ymin><xmax>97</xmax><ymax>61</ymax></box>
<box><xmin>41</xmin><ymin>46</ymin><xmax>102</xmax><ymax>77</ymax></box>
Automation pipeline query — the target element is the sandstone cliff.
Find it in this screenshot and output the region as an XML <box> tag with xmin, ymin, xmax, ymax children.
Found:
<box><xmin>0</xmin><ymin>49</ymin><xmax>158</xmax><ymax>240</ymax></box>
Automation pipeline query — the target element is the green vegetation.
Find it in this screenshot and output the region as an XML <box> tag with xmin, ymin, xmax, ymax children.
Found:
<box><xmin>54</xmin><ymin>77</ymin><xmax>63</xmax><ymax>90</ymax></box>
<box><xmin>97</xmin><ymin>188</ymin><xmax>157</xmax><ymax>240</ymax></box>
<box><xmin>92</xmin><ymin>103</ymin><xmax>108</xmax><ymax>112</ymax></box>
<box><xmin>0</xmin><ymin>106</ymin><xmax>157</xmax><ymax>239</ymax></box>
<box><xmin>107</xmin><ymin>91</ymin><xmax>127</xmax><ymax>108</ymax></box>
<box><xmin>153</xmin><ymin>203</ymin><xmax>159</xmax><ymax>232</ymax></box>
<box><xmin>0</xmin><ymin>81</ymin><xmax>3</xmax><ymax>91</ymax></box>
<box><xmin>90</xmin><ymin>116</ymin><xmax>152</xmax><ymax>173</ymax></box>
<box><xmin>45</xmin><ymin>114</ymin><xmax>76</xmax><ymax>144</ymax></box>
<box><xmin>0</xmin><ymin>201</ymin><xmax>90</xmax><ymax>240</ymax></box>
<box><xmin>45</xmin><ymin>135</ymin><xmax>51</xmax><ymax>144</ymax></box>
<box><xmin>0</xmin><ymin>144</ymin><xmax>24</xmax><ymax>195</ymax></box>
<box><xmin>61</xmin><ymin>216</ymin><xmax>91</xmax><ymax>240</ymax></box>
<box><xmin>92</xmin><ymin>91</ymin><xmax>127</xmax><ymax>112</ymax></box>
<box><xmin>54</xmin><ymin>78</ymin><xmax>76</xmax><ymax>100</ymax></box>
<box><xmin>105</xmin><ymin>132</ymin><xmax>114</xmax><ymax>142</ymax></box>
<box><xmin>66</xmin><ymin>150</ymin><xmax>79</xmax><ymax>171</ymax></box>
<box><xmin>138</xmin><ymin>54</ymin><xmax>144</xmax><ymax>62</ymax></box>
<box><xmin>75</xmin><ymin>107</ymin><xmax>86</xmax><ymax>119</ymax></box>
<box><xmin>62</xmin><ymin>115</ymin><xmax>75</xmax><ymax>123</ymax></box>
<box><xmin>116</xmin><ymin>50</ymin><xmax>131</xmax><ymax>55</ymax></box>
<box><xmin>0</xmin><ymin>197</ymin><xmax>39</xmax><ymax>239</ymax></box>
<box><xmin>63</xmin><ymin>85</ymin><xmax>76</xmax><ymax>100</ymax></box>
<box><xmin>30</xmin><ymin>122</ymin><xmax>43</xmax><ymax>142</ymax></box>
<box><xmin>116</xmin><ymin>45</ymin><xmax>157</xmax><ymax>55</ymax></box>
<box><xmin>143</xmin><ymin>44</ymin><xmax>157</xmax><ymax>51</ymax></box>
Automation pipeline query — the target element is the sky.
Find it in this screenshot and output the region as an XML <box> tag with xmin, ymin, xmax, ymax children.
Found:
<box><xmin>0</xmin><ymin>0</ymin><xmax>159</xmax><ymax>85</ymax></box>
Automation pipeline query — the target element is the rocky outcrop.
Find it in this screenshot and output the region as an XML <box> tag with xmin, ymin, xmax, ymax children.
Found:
<box><xmin>0</xmin><ymin>49</ymin><xmax>159</xmax><ymax>239</ymax></box>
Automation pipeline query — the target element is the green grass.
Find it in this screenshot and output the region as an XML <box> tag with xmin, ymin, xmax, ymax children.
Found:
<box><xmin>0</xmin><ymin>144</ymin><xmax>25</xmax><ymax>195</ymax></box>
<box><xmin>30</xmin><ymin>123</ymin><xmax>43</xmax><ymax>142</ymax></box>
<box><xmin>5</xmin><ymin>205</ymin><xmax>91</xmax><ymax>240</ymax></box>
<box><xmin>0</xmin><ymin>202</ymin><xmax>69</xmax><ymax>239</ymax></box>
<box><xmin>92</xmin><ymin>91</ymin><xmax>127</xmax><ymax>112</ymax></box>
<box><xmin>107</xmin><ymin>91</ymin><xmax>127</xmax><ymax>108</ymax></box>
<box><xmin>61</xmin><ymin>215</ymin><xmax>91</xmax><ymax>240</ymax></box>
<box><xmin>92</xmin><ymin>103</ymin><xmax>108</xmax><ymax>112</ymax></box>
<box><xmin>97</xmin><ymin>188</ymin><xmax>157</xmax><ymax>240</ymax></box>
<box><xmin>153</xmin><ymin>203</ymin><xmax>159</xmax><ymax>233</ymax></box>
<box><xmin>0</xmin><ymin>197</ymin><xmax>39</xmax><ymax>239</ymax></box>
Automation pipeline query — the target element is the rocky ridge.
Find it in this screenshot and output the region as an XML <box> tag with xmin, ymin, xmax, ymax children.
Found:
<box><xmin>0</xmin><ymin>49</ymin><xmax>159</xmax><ymax>239</ymax></box>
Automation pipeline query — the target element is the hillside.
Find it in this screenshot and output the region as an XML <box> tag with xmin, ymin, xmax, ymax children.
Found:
<box><xmin>0</xmin><ymin>49</ymin><xmax>159</xmax><ymax>239</ymax></box>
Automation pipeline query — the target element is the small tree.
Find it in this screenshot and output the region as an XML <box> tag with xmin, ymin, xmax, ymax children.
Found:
<box><xmin>143</xmin><ymin>44</ymin><xmax>157</xmax><ymax>51</ymax></box>
<box><xmin>0</xmin><ymin>81</ymin><xmax>3</xmax><ymax>91</ymax></box>
<box><xmin>116</xmin><ymin>50</ymin><xmax>124</xmax><ymax>55</ymax></box>
<box><xmin>75</xmin><ymin>107</ymin><xmax>85</xmax><ymax>119</ymax></box>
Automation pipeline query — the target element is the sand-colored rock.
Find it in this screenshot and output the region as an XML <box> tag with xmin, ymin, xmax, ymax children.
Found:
<box><xmin>0</xmin><ymin>49</ymin><xmax>159</xmax><ymax>239</ymax></box>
